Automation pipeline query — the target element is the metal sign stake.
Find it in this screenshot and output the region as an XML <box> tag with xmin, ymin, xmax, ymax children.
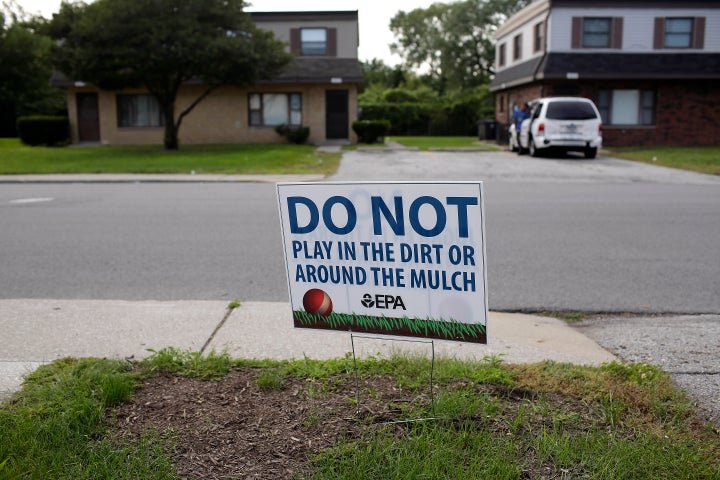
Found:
<box><xmin>350</xmin><ymin>333</ymin><xmax>437</xmax><ymax>423</ymax></box>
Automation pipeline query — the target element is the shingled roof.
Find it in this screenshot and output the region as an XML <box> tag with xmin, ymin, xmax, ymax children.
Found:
<box><xmin>259</xmin><ymin>57</ymin><xmax>363</xmax><ymax>84</ymax></box>
<box><xmin>490</xmin><ymin>53</ymin><xmax>720</xmax><ymax>91</ymax></box>
<box><xmin>51</xmin><ymin>57</ymin><xmax>364</xmax><ymax>88</ymax></box>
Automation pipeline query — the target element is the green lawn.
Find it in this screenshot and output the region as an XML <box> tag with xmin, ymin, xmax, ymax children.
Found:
<box><xmin>390</xmin><ymin>136</ymin><xmax>501</xmax><ymax>151</ymax></box>
<box><xmin>0</xmin><ymin>138</ymin><xmax>341</xmax><ymax>175</ymax></box>
<box><xmin>3</xmin><ymin>137</ymin><xmax>718</xmax><ymax>176</ymax></box>
<box><xmin>1</xmin><ymin>350</ymin><xmax>718</xmax><ymax>479</ymax></box>
<box><xmin>606</xmin><ymin>146</ymin><xmax>720</xmax><ymax>175</ymax></box>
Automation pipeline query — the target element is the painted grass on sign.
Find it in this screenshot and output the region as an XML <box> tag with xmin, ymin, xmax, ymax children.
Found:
<box><xmin>294</xmin><ymin>310</ymin><xmax>486</xmax><ymax>342</ymax></box>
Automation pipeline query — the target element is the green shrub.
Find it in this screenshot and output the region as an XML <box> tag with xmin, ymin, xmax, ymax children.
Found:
<box><xmin>360</xmin><ymin>103</ymin><xmax>432</xmax><ymax>136</ymax></box>
<box><xmin>275</xmin><ymin>124</ymin><xmax>310</xmax><ymax>144</ymax></box>
<box><xmin>16</xmin><ymin>116</ymin><xmax>70</xmax><ymax>147</ymax></box>
<box><xmin>352</xmin><ymin>119</ymin><xmax>391</xmax><ymax>144</ymax></box>
<box><xmin>382</xmin><ymin>88</ymin><xmax>420</xmax><ymax>103</ymax></box>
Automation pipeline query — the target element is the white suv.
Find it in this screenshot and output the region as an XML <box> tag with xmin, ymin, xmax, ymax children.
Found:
<box><xmin>518</xmin><ymin>97</ymin><xmax>602</xmax><ymax>159</ymax></box>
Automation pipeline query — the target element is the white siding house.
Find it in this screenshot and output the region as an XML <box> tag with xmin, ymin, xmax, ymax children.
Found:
<box><xmin>490</xmin><ymin>0</ymin><xmax>720</xmax><ymax>146</ymax></box>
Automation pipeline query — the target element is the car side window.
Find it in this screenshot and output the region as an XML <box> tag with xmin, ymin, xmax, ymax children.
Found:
<box><xmin>532</xmin><ymin>103</ymin><xmax>543</xmax><ymax>119</ymax></box>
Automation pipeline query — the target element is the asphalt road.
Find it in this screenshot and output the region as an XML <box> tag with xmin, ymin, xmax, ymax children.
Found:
<box><xmin>1</xmin><ymin>150</ymin><xmax>719</xmax><ymax>314</ymax></box>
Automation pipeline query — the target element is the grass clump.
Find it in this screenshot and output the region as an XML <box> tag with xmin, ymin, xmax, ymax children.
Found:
<box><xmin>143</xmin><ymin>347</ymin><xmax>233</xmax><ymax>380</ymax></box>
<box><xmin>0</xmin><ymin>357</ymin><xmax>173</xmax><ymax>479</ymax></box>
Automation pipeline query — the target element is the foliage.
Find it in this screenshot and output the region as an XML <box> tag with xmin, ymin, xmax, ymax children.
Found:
<box><xmin>16</xmin><ymin>115</ymin><xmax>69</xmax><ymax>146</ymax></box>
<box><xmin>360</xmin><ymin>103</ymin><xmax>432</xmax><ymax>136</ymax></box>
<box><xmin>360</xmin><ymin>85</ymin><xmax>493</xmax><ymax>136</ymax></box>
<box><xmin>390</xmin><ymin>0</ymin><xmax>530</xmax><ymax>91</ymax></box>
<box><xmin>0</xmin><ymin>6</ymin><xmax>65</xmax><ymax>136</ymax></box>
<box><xmin>360</xmin><ymin>58</ymin><xmax>407</xmax><ymax>88</ymax></box>
<box><xmin>48</xmin><ymin>0</ymin><xmax>291</xmax><ymax>150</ymax></box>
<box><xmin>351</xmin><ymin>119</ymin><xmax>391</xmax><ymax>144</ymax></box>
<box><xmin>275</xmin><ymin>124</ymin><xmax>311</xmax><ymax>144</ymax></box>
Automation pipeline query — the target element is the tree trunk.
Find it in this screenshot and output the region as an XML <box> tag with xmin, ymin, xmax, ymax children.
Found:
<box><xmin>162</xmin><ymin>100</ymin><xmax>179</xmax><ymax>150</ymax></box>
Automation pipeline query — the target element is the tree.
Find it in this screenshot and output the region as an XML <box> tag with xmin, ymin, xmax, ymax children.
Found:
<box><xmin>49</xmin><ymin>0</ymin><xmax>291</xmax><ymax>149</ymax></box>
<box><xmin>361</xmin><ymin>58</ymin><xmax>407</xmax><ymax>89</ymax></box>
<box><xmin>0</xmin><ymin>2</ymin><xmax>64</xmax><ymax>136</ymax></box>
<box><xmin>390</xmin><ymin>0</ymin><xmax>530</xmax><ymax>91</ymax></box>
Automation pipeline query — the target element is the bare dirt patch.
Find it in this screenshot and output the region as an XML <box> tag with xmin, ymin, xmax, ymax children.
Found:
<box><xmin>115</xmin><ymin>368</ymin><xmax>434</xmax><ymax>479</ymax></box>
<box><xmin>111</xmin><ymin>367</ymin><xmax>626</xmax><ymax>479</ymax></box>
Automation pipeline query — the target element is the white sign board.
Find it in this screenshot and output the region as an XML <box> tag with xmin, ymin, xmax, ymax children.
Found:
<box><xmin>277</xmin><ymin>182</ymin><xmax>488</xmax><ymax>343</ymax></box>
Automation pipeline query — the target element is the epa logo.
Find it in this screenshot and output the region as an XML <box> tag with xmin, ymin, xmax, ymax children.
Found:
<box><xmin>361</xmin><ymin>294</ymin><xmax>375</xmax><ymax>308</ymax></box>
<box><xmin>361</xmin><ymin>293</ymin><xmax>406</xmax><ymax>310</ymax></box>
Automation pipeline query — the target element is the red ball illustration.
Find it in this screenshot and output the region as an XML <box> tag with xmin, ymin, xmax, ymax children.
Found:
<box><xmin>303</xmin><ymin>289</ymin><xmax>333</xmax><ymax>316</ymax></box>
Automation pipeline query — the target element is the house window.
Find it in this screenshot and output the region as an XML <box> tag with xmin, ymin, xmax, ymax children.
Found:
<box><xmin>598</xmin><ymin>89</ymin><xmax>655</xmax><ymax>126</ymax></box>
<box><xmin>513</xmin><ymin>34</ymin><xmax>522</xmax><ymax>61</ymax></box>
<box><xmin>249</xmin><ymin>93</ymin><xmax>302</xmax><ymax>126</ymax></box>
<box><xmin>498</xmin><ymin>43</ymin><xmax>506</xmax><ymax>67</ymax></box>
<box><xmin>582</xmin><ymin>18</ymin><xmax>611</xmax><ymax>48</ymax></box>
<box><xmin>655</xmin><ymin>17</ymin><xmax>704</xmax><ymax>49</ymax></box>
<box><xmin>301</xmin><ymin>28</ymin><xmax>327</xmax><ymax>55</ymax></box>
<box><xmin>664</xmin><ymin>18</ymin><xmax>693</xmax><ymax>48</ymax></box>
<box><xmin>534</xmin><ymin>22</ymin><xmax>543</xmax><ymax>52</ymax></box>
<box><xmin>117</xmin><ymin>94</ymin><xmax>164</xmax><ymax>127</ymax></box>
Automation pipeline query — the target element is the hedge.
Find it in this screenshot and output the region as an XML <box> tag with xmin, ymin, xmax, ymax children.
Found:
<box><xmin>359</xmin><ymin>103</ymin><xmax>432</xmax><ymax>136</ymax></box>
<box><xmin>16</xmin><ymin>116</ymin><xmax>70</xmax><ymax>146</ymax></box>
<box><xmin>352</xmin><ymin>120</ymin><xmax>391</xmax><ymax>144</ymax></box>
<box><xmin>275</xmin><ymin>124</ymin><xmax>310</xmax><ymax>144</ymax></box>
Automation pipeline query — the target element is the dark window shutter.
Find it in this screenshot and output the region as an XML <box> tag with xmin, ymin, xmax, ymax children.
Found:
<box><xmin>694</xmin><ymin>17</ymin><xmax>706</xmax><ymax>49</ymax></box>
<box><xmin>653</xmin><ymin>17</ymin><xmax>665</xmax><ymax>49</ymax></box>
<box><xmin>571</xmin><ymin>17</ymin><xmax>582</xmax><ymax>49</ymax></box>
<box><xmin>611</xmin><ymin>17</ymin><xmax>623</xmax><ymax>49</ymax></box>
<box><xmin>327</xmin><ymin>28</ymin><xmax>337</xmax><ymax>56</ymax></box>
<box><xmin>290</xmin><ymin>28</ymin><xmax>300</xmax><ymax>54</ymax></box>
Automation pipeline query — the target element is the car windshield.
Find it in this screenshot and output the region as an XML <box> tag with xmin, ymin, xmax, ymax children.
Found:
<box><xmin>546</xmin><ymin>101</ymin><xmax>597</xmax><ymax>120</ymax></box>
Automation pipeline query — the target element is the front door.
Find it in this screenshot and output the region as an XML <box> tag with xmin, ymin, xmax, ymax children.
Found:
<box><xmin>325</xmin><ymin>90</ymin><xmax>349</xmax><ymax>140</ymax></box>
<box><xmin>77</xmin><ymin>93</ymin><xmax>100</xmax><ymax>142</ymax></box>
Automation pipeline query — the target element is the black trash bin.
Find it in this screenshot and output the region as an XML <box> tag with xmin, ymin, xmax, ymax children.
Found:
<box><xmin>483</xmin><ymin>120</ymin><xmax>497</xmax><ymax>141</ymax></box>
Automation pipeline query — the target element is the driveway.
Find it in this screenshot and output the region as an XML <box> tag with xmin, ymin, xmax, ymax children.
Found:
<box><xmin>330</xmin><ymin>148</ymin><xmax>720</xmax><ymax>185</ymax></box>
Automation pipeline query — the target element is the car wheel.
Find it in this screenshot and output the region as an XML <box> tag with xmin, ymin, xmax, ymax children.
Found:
<box><xmin>529</xmin><ymin>138</ymin><xmax>540</xmax><ymax>157</ymax></box>
<box><xmin>585</xmin><ymin>147</ymin><xmax>597</xmax><ymax>159</ymax></box>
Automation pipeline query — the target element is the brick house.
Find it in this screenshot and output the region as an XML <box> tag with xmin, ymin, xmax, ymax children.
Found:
<box><xmin>490</xmin><ymin>0</ymin><xmax>720</xmax><ymax>146</ymax></box>
<box><xmin>53</xmin><ymin>11</ymin><xmax>363</xmax><ymax>146</ymax></box>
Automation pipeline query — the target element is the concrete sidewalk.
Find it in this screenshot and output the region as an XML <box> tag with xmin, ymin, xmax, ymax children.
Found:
<box><xmin>0</xmin><ymin>299</ymin><xmax>615</xmax><ymax>400</ymax></box>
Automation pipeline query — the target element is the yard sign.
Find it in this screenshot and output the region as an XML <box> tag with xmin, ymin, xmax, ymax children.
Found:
<box><xmin>277</xmin><ymin>182</ymin><xmax>488</xmax><ymax>343</ymax></box>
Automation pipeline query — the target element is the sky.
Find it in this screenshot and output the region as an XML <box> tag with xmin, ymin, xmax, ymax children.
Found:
<box><xmin>17</xmin><ymin>0</ymin><xmax>438</xmax><ymax>65</ymax></box>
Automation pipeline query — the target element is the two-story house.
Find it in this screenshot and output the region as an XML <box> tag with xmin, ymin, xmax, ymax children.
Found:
<box><xmin>53</xmin><ymin>10</ymin><xmax>363</xmax><ymax>145</ymax></box>
<box><xmin>490</xmin><ymin>0</ymin><xmax>720</xmax><ymax>146</ymax></box>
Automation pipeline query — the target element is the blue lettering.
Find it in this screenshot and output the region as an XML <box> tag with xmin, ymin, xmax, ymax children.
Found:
<box><xmin>288</xmin><ymin>196</ymin><xmax>319</xmax><ymax>234</ymax></box>
<box><xmin>447</xmin><ymin>197</ymin><xmax>477</xmax><ymax>238</ymax></box>
<box><xmin>409</xmin><ymin>196</ymin><xmax>446</xmax><ymax>237</ymax></box>
<box><xmin>371</xmin><ymin>196</ymin><xmax>405</xmax><ymax>236</ymax></box>
<box><xmin>322</xmin><ymin>196</ymin><xmax>356</xmax><ymax>235</ymax></box>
